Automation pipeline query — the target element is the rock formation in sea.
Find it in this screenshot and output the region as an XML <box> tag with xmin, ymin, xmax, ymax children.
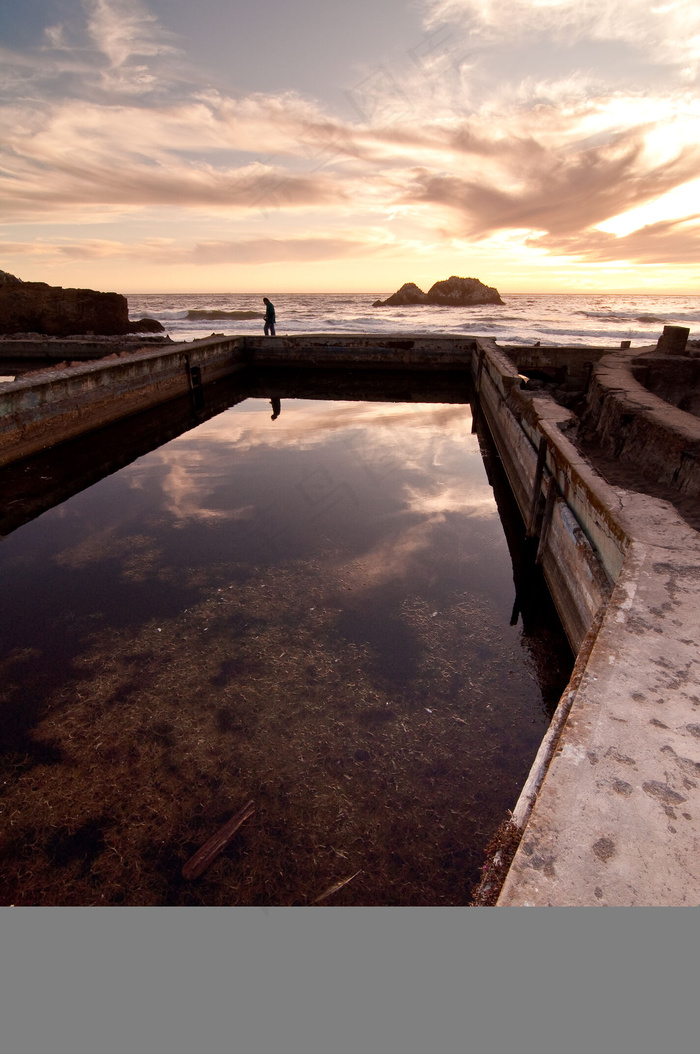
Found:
<box><xmin>0</xmin><ymin>270</ymin><xmax>163</xmax><ymax>336</ymax></box>
<box><xmin>373</xmin><ymin>282</ymin><xmax>428</xmax><ymax>306</ymax></box>
<box><xmin>129</xmin><ymin>316</ymin><xmax>166</xmax><ymax>333</ymax></box>
<box><xmin>373</xmin><ymin>275</ymin><xmax>504</xmax><ymax>308</ymax></box>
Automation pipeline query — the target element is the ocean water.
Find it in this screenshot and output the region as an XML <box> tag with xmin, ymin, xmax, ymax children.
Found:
<box><xmin>127</xmin><ymin>291</ymin><xmax>700</xmax><ymax>346</ymax></box>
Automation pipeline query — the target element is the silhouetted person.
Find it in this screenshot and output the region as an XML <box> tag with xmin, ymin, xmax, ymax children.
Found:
<box><xmin>263</xmin><ymin>297</ymin><xmax>276</xmax><ymax>336</ymax></box>
<box><xmin>270</xmin><ymin>397</ymin><xmax>281</xmax><ymax>420</ymax></box>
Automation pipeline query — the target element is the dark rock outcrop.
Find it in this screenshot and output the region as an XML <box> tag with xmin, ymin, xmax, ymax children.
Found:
<box><xmin>372</xmin><ymin>282</ymin><xmax>428</xmax><ymax>307</ymax></box>
<box><xmin>373</xmin><ymin>275</ymin><xmax>504</xmax><ymax>308</ymax></box>
<box><xmin>427</xmin><ymin>275</ymin><xmax>504</xmax><ymax>306</ymax></box>
<box><xmin>0</xmin><ymin>270</ymin><xmax>162</xmax><ymax>336</ymax></box>
<box><xmin>128</xmin><ymin>317</ymin><xmax>165</xmax><ymax>333</ymax></box>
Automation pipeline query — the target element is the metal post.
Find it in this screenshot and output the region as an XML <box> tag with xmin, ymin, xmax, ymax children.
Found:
<box><xmin>475</xmin><ymin>347</ymin><xmax>485</xmax><ymax>393</ymax></box>
<box><xmin>526</xmin><ymin>436</ymin><xmax>548</xmax><ymax>538</ymax></box>
<box><xmin>535</xmin><ymin>476</ymin><xmax>557</xmax><ymax>565</ymax></box>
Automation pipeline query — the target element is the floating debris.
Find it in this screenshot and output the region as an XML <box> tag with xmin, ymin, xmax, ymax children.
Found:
<box><xmin>182</xmin><ymin>799</ymin><xmax>255</xmax><ymax>881</ymax></box>
<box><xmin>313</xmin><ymin>869</ymin><xmax>363</xmax><ymax>904</ymax></box>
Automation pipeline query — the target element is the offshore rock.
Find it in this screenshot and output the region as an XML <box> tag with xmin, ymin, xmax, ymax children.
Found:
<box><xmin>373</xmin><ymin>275</ymin><xmax>504</xmax><ymax>308</ymax></box>
<box><xmin>426</xmin><ymin>275</ymin><xmax>504</xmax><ymax>306</ymax></box>
<box><xmin>0</xmin><ymin>270</ymin><xmax>162</xmax><ymax>336</ymax></box>
<box><xmin>128</xmin><ymin>316</ymin><xmax>165</xmax><ymax>333</ymax></box>
<box><xmin>372</xmin><ymin>282</ymin><xmax>428</xmax><ymax>307</ymax></box>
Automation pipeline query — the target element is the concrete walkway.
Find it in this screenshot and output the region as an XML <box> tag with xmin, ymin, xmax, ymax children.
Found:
<box><xmin>499</xmin><ymin>483</ymin><xmax>700</xmax><ymax>904</ymax></box>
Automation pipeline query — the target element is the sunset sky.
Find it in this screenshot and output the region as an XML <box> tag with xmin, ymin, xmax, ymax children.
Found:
<box><xmin>1</xmin><ymin>0</ymin><xmax>699</xmax><ymax>293</ymax></box>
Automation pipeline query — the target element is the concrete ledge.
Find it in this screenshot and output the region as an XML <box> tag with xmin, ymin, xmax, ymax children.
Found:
<box><xmin>499</xmin><ymin>531</ymin><xmax>700</xmax><ymax>905</ymax></box>
<box><xmin>0</xmin><ymin>334</ymin><xmax>475</xmax><ymax>468</ymax></box>
<box><xmin>502</xmin><ymin>344</ymin><xmax>617</xmax><ymax>390</ymax></box>
<box><xmin>475</xmin><ymin>339</ymin><xmax>623</xmax><ymax>652</ymax></box>
<box><xmin>0</xmin><ymin>335</ymin><xmax>172</xmax><ymax>363</ymax></box>
<box><xmin>0</xmin><ymin>335</ymin><xmax>248</xmax><ymax>466</ymax></box>
<box><xmin>474</xmin><ymin>339</ymin><xmax>700</xmax><ymax>904</ymax></box>
<box><xmin>585</xmin><ymin>348</ymin><xmax>700</xmax><ymax>497</ymax></box>
<box><xmin>247</xmin><ymin>333</ymin><xmax>475</xmax><ymax>370</ymax></box>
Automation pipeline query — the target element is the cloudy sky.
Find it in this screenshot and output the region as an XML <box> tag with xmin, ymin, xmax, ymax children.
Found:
<box><xmin>1</xmin><ymin>0</ymin><xmax>699</xmax><ymax>293</ymax></box>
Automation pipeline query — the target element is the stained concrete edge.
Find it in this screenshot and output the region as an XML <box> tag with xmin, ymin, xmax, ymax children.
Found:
<box><xmin>498</xmin><ymin>517</ymin><xmax>700</xmax><ymax>905</ymax></box>
<box><xmin>476</xmin><ymin>337</ymin><xmax>700</xmax><ymax>904</ymax></box>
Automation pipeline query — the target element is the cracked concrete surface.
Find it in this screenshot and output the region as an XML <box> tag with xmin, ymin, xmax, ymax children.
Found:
<box><xmin>500</xmin><ymin>535</ymin><xmax>700</xmax><ymax>904</ymax></box>
<box><xmin>498</xmin><ymin>397</ymin><xmax>700</xmax><ymax>904</ymax></box>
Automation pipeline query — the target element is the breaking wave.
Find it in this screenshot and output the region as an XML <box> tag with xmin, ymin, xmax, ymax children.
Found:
<box><xmin>186</xmin><ymin>309</ymin><xmax>261</xmax><ymax>320</ymax></box>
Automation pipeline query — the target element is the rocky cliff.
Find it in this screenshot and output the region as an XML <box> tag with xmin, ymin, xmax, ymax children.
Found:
<box><xmin>373</xmin><ymin>275</ymin><xmax>504</xmax><ymax>308</ymax></box>
<box><xmin>0</xmin><ymin>271</ymin><xmax>163</xmax><ymax>336</ymax></box>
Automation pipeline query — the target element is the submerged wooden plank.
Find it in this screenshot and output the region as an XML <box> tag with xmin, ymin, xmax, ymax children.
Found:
<box><xmin>182</xmin><ymin>800</ymin><xmax>255</xmax><ymax>880</ymax></box>
<box><xmin>313</xmin><ymin>869</ymin><xmax>363</xmax><ymax>904</ymax></box>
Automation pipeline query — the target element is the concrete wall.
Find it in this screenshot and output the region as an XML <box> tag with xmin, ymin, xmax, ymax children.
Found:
<box><xmin>0</xmin><ymin>336</ymin><xmax>172</xmax><ymax>373</ymax></box>
<box><xmin>584</xmin><ymin>350</ymin><xmax>700</xmax><ymax>497</ymax></box>
<box><xmin>473</xmin><ymin>339</ymin><xmax>624</xmax><ymax>653</ymax></box>
<box><xmin>0</xmin><ymin>333</ymin><xmax>476</xmax><ymax>468</ymax></box>
<box><xmin>0</xmin><ymin>335</ymin><xmax>248</xmax><ymax>467</ymax></box>
<box><xmin>477</xmin><ymin>338</ymin><xmax>700</xmax><ymax>905</ymax></box>
<box><xmin>633</xmin><ymin>356</ymin><xmax>700</xmax><ymax>415</ymax></box>
<box><xmin>247</xmin><ymin>333</ymin><xmax>475</xmax><ymax>371</ymax></box>
<box><xmin>502</xmin><ymin>344</ymin><xmax>615</xmax><ymax>390</ymax></box>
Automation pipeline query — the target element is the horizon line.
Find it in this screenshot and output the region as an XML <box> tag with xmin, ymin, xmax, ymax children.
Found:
<box><xmin>122</xmin><ymin>289</ymin><xmax>700</xmax><ymax>297</ymax></box>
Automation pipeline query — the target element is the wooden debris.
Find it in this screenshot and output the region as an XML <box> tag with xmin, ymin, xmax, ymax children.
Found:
<box><xmin>182</xmin><ymin>800</ymin><xmax>255</xmax><ymax>881</ymax></box>
<box><xmin>313</xmin><ymin>869</ymin><xmax>363</xmax><ymax>904</ymax></box>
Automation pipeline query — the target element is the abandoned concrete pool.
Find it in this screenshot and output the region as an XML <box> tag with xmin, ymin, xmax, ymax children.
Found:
<box><xmin>1</xmin><ymin>329</ymin><xmax>699</xmax><ymax>905</ymax></box>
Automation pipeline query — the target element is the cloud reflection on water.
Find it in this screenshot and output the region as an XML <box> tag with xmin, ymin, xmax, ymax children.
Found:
<box><xmin>126</xmin><ymin>400</ymin><xmax>492</xmax><ymax>546</ymax></box>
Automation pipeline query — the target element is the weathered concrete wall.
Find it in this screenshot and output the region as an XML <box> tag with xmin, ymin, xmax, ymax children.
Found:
<box><xmin>475</xmin><ymin>338</ymin><xmax>700</xmax><ymax>905</ymax></box>
<box><xmin>499</xmin><ymin>517</ymin><xmax>700</xmax><ymax>906</ymax></box>
<box><xmin>0</xmin><ymin>336</ymin><xmax>172</xmax><ymax>366</ymax></box>
<box><xmin>502</xmin><ymin>344</ymin><xmax>615</xmax><ymax>390</ymax></box>
<box><xmin>0</xmin><ymin>334</ymin><xmax>475</xmax><ymax>468</ymax></box>
<box><xmin>584</xmin><ymin>349</ymin><xmax>700</xmax><ymax>497</ymax></box>
<box><xmin>474</xmin><ymin>339</ymin><xmax>622</xmax><ymax>652</ymax></box>
<box><xmin>633</xmin><ymin>357</ymin><xmax>700</xmax><ymax>416</ymax></box>
<box><xmin>248</xmin><ymin>333</ymin><xmax>475</xmax><ymax>371</ymax></box>
<box><xmin>0</xmin><ymin>335</ymin><xmax>248</xmax><ymax>467</ymax></box>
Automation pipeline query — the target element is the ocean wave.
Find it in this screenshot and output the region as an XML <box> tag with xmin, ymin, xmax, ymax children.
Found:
<box><xmin>654</xmin><ymin>311</ymin><xmax>700</xmax><ymax>323</ymax></box>
<box><xmin>186</xmin><ymin>309</ymin><xmax>262</xmax><ymax>320</ymax></box>
<box><xmin>573</xmin><ymin>310</ymin><xmax>630</xmax><ymax>321</ymax></box>
<box><xmin>457</xmin><ymin>319</ymin><xmax>506</xmax><ymax>330</ymax></box>
<box><xmin>573</xmin><ymin>309</ymin><xmax>692</xmax><ymax>327</ymax></box>
<box><xmin>152</xmin><ymin>309</ymin><xmax>189</xmax><ymax>320</ymax></box>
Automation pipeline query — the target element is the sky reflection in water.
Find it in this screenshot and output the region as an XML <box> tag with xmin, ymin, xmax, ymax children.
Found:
<box><xmin>0</xmin><ymin>395</ymin><xmax>572</xmax><ymax>905</ymax></box>
<box><xmin>0</xmin><ymin>396</ymin><xmax>542</xmax><ymax>729</ymax></box>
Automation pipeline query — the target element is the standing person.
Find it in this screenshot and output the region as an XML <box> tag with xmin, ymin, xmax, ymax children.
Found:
<box><xmin>263</xmin><ymin>297</ymin><xmax>276</xmax><ymax>336</ymax></box>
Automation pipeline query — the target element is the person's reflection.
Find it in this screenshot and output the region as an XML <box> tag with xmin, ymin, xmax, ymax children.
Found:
<box><xmin>270</xmin><ymin>397</ymin><xmax>281</xmax><ymax>421</ymax></box>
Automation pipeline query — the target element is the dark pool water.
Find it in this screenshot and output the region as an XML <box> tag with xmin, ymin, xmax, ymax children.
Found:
<box><xmin>0</xmin><ymin>372</ymin><xmax>573</xmax><ymax>904</ymax></box>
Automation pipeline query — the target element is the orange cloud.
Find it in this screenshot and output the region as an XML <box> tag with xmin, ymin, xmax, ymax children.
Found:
<box><xmin>0</xmin><ymin>235</ymin><xmax>385</xmax><ymax>265</ymax></box>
